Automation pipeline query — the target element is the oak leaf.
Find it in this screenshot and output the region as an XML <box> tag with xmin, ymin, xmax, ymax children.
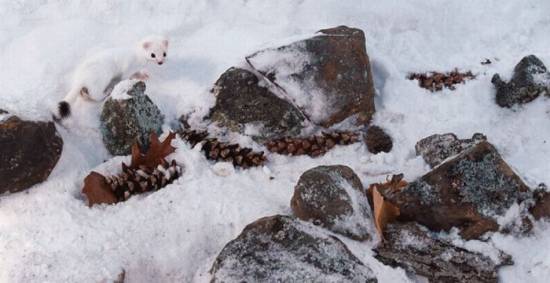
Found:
<box><xmin>130</xmin><ymin>131</ymin><xmax>176</xmax><ymax>168</ymax></box>
<box><xmin>82</xmin><ymin>171</ymin><xmax>117</xmax><ymax>207</ymax></box>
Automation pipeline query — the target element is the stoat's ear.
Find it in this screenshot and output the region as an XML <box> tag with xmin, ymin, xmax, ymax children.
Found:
<box><xmin>162</xmin><ymin>39</ymin><xmax>169</xmax><ymax>48</ymax></box>
<box><xmin>142</xmin><ymin>41</ymin><xmax>151</xmax><ymax>50</ymax></box>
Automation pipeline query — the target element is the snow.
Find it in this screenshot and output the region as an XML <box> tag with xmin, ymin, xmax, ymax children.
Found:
<box><xmin>110</xmin><ymin>79</ymin><xmax>138</xmax><ymax>100</ymax></box>
<box><xmin>1</xmin><ymin>0</ymin><xmax>550</xmax><ymax>282</ymax></box>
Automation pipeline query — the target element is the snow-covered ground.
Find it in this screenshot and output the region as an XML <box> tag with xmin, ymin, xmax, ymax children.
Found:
<box><xmin>1</xmin><ymin>1</ymin><xmax>550</xmax><ymax>282</ymax></box>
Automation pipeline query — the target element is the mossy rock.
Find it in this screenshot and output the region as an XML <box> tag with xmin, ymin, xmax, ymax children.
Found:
<box><xmin>100</xmin><ymin>81</ymin><xmax>164</xmax><ymax>155</ymax></box>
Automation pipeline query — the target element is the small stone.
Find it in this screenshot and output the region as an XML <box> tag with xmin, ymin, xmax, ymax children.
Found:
<box><xmin>365</xmin><ymin>126</ymin><xmax>393</xmax><ymax>154</ymax></box>
<box><xmin>291</xmin><ymin>165</ymin><xmax>375</xmax><ymax>240</ymax></box>
<box><xmin>491</xmin><ymin>55</ymin><xmax>550</xmax><ymax>107</ymax></box>
<box><xmin>530</xmin><ymin>185</ymin><xmax>550</xmax><ymax>220</ymax></box>
<box><xmin>210</xmin><ymin>215</ymin><xmax>377</xmax><ymax>282</ymax></box>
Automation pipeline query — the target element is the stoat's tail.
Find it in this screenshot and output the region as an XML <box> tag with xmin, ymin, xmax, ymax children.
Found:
<box><xmin>54</xmin><ymin>87</ymin><xmax>81</xmax><ymax>121</ymax></box>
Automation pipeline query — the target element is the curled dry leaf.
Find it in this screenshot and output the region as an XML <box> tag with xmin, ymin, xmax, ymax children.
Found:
<box><xmin>367</xmin><ymin>174</ymin><xmax>407</xmax><ymax>239</ymax></box>
<box><xmin>131</xmin><ymin>131</ymin><xmax>176</xmax><ymax>168</ymax></box>
<box><xmin>372</xmin><ymin>186</ymin><xmax>400</xmax><ymax>240</ymax></box>
<box><xmin>82</xmin><ymin>171</ymin><xmax>117</xmax><ymax>207</ymax></box>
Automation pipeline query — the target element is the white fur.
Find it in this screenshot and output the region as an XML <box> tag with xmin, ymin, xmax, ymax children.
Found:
<box><xmin>57</xmin><ymin>35</ymin><xmax>169</xmax><ymax>117</ymax></box>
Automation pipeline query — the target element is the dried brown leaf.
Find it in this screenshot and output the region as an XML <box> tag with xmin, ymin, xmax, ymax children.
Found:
<box><xmin>130</xmin><ymin>132</ymin><xmax>176</xmax><ymax>168</ymax></box>
<box><xmin>82</xmin><ymin>171</ymin><xmax>117</xmax><ymax>207</ymax></box>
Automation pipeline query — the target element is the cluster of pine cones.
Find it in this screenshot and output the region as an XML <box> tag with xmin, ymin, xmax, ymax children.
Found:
<box><xmin>408</xmin><ymin>69</ymin><xmax>475</xmax><ymax>91</ymax></box>
<box><xmin>178</xmin><ymin>129</ymin><xmax>267</xmax><ymax>168</ymax></box>
<box><xmin>265</xmin><ymin>131</ymin><xmax>361</xmax><ymax>157</ymax></box>
<box><xmin>105</xmin><ymin>159</ymin><xmax>182</xmax><ymax>202</ymax></box>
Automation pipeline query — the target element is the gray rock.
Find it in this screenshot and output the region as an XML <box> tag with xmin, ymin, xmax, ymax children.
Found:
<box><xmin>209</xmin><ymin>67</ymin><xmax>305</xmax><ymax>141</ymax></box>
<box><xmin>491</xmin><ymin>55</ymin><xmax>550</xmax><ymax>107</ymax></box>
<box><xmin>247</xmin><ymin>26</ymin><xmax>376</xmax><ymax>127</ymax></box>
<box><xmin>415</xmin><ymin>133</ymin><xmax>486</xmax><ymax>168</ymax></box>
<box><xmin>100</xmin><ymin>81</ymin><xmax>164</xmax><ymax>155</ymax></box>
<box><xmin>375</xmin><ymin>222</ymin><xmax>512</xmax><ymax>283</ymax></box>
<box><xmin>291</xmin><ymin>165</ymin><xmax>375</xmax><ymax>240</ymax></box>
<box><xmin>383</xmin><ymin>141</ymin><xmax>531</xmax><ymax>239</ymax></box>
<box><xmin>0</xmin><ymin>115</ymin><xmax>63</xmax><ymax>193</ymax></box>
<box><xmin>210</xmin><ymin>215</ymin><xmax>377</xmax><ymax>283</ymax></box>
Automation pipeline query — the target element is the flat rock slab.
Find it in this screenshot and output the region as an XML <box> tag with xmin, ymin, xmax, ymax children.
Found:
<box><xmin>210</xmin><ymin>215</ymin><xmax>377</xmax><ymax>282</ymax></box>
<box><xmin>247</xmin><ymin>25</ymin><xmax>376</xmax><ymax>127</ymax></box>
<box><xmin>0</xmin><ymin>115</ymin><xmax>63</xmax><ymax>193</ymax></box>
<box><xmin>209</xmin><ymin>67</ymin><xmax>305</xmax><ymax>141</ymax></box>
<box><xmin>415</xmin><ymin>133</ymin><xmax>486</xmax><ymax>168</ymax></box>
<box><xmin>375</xmin><ymin>222</ymin><xmax>512</xmax><ymax>283</ymax></box>
<box><xmin>383</xmin><ymin>141</ymin><xmax>530</xmax><ymax>239</ymax></box>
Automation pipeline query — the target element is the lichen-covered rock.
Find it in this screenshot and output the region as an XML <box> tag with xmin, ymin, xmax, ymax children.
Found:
<box><xmin>382</xmin><ymin>141</ymin><xmax>530</xmax><ymax>239</ymax></box>
<box><xmin>100</xmin><ymin>81</ymin><xmax>164</xmax><ymax>155</ymax></box>
<box><xmin>246</xmin><ymin>25</ymin><xmax>376</xmax><ymax>127</ymax></box>
<box><xmin>210</xmin><ymin>215</ymin><xmax>377</xmax><ymax>283</ymax></box>
<box><xmin>291</xmin><ymin>165</ymin><xmax>375</xmax><ymax>240</ymax></box>
<box><xmin>415</xmin><ymin>133</ymin><xmax>486</xmax><ymax>168</ymax></box>
<box><xmin>0</xmin><ymin>115</ymin><xmax>63</xmax><ymax>193</ymax></box>
<box><xmin>374</xmin><ymin>222</ymin><xmax>512</xmax><ymax>283</ymax></box>
<box><xmin>365</xmin><ymin>126</ymin><xmax>393</xmax><ymax>154</ymax></box>
<box><xmin>491</xmin><ymin>55</ymin><xmax>550</xmax><ymax>107</ymax></box>
<box><xmin>209</xmin><ymin>67</ymin><xmax>305</xmax><ymax>141</ymax></box>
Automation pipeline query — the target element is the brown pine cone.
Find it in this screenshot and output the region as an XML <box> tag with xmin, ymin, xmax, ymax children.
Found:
<box><xmin>265</xmin><ymin>131</ymin><xmax>361</xmax><ymax>158</ymax></box>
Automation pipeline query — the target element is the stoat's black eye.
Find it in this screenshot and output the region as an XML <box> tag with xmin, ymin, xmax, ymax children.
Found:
<box><xmin>151</xmin><ymin>53</ymin><xmax>156</xmax><ymax>58</ymax></box>
<box><xmin>163</xmin><ymin>52</ymin><xmax>166</xmax><ymax>57</ymax></box>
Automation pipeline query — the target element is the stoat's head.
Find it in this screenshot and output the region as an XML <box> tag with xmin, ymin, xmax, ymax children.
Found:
<box><xmin>138</xmin><ymin>35</ymin><xmax>169</xmax><ymax>65</ymax></box>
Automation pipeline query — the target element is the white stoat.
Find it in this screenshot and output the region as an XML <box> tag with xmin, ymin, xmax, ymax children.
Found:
<box><xmin>55</xmin><ymin>35</ymin><xmax>169</xmax><ymax>120</ymax></box>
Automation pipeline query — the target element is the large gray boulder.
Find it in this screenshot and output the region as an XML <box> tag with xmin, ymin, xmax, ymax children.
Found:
<box><xmin>247</xmin><ymin>25</ymin><xmax>376</xmax><ymax>127</ymax></box>
<box><xmin>491</xmin><ymin>55</ymin><xmax>550</xmax><ymax>107</ymax></box>
<box><xmin>209</xmin><ymin>67</ymin><xmax>305</xmax><ymax>141</ymax></box>
<box><xmin>0</xmin><ymin>114</ymin><xmax>63</xmax><ymax>193</ymax></box>
<box><xmin>100</xmin><ymin>81</ymin><xmax>164</xmax><ymax>155</ymax></box>
<box><xmin>381</xmin><ymin>141</ymin><xmax>531</xmax><ymax>239</ymax></box>
<box><xmin>210</xmin><ymin>215</ymin><xmax>377</xmax><ymax>282</ymax></box>
<box><xmin>291</xmin><ymin>165</ymin><xmax>375</xmax><ymax>240</ymax></box>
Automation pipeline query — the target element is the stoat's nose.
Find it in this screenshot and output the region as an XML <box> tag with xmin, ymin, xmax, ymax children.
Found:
<box><xmin>158</xmin><ymin>61</ymin><xmax>163</xmax><ymax>65</ymax></box>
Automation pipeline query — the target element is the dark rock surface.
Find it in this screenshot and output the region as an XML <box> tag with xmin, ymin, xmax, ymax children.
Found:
<box><xmin>100</xmin><ymin>81</ymin><xmax>164</xmax><ymax>155</ymax></box>
<box><xmin>415</xmin><ymin>133</ymin><xmax>486</xmax><ymax>168</ymax></box>
<box><xmin>530</xmin><ymin>186</ymin><xmax>550</xmax><ymax>220</ymax></box>
<box><xmin>491</xmin><ymin>55</ymin><xmax>550</xmax><ymax>107</ymax></box>
<box><xmin>209</xmin><ymin>67</ymin><xmax>305</xmax><ymax>141</ymax></box>
<box><xmin>365</xmin><ymin>125</ymin><xmax>393</xmax><ymax>154</ymax></box>
<box><xmin>247</xmin><ymin>25</ymin><xmax>376</xmax><ymax>127</ymax></box>
<box><xmin>0</xmin><ymin>115</ymin><xmax>63</xmax><ymax>193</ymax></box>
<box><xmin>382</xmin><ymin>141</ymin><xmax>530</xmax><ymax>239</ymax></box>
<box><xmin>375</xmin><ymin>222</ymin><xmax>512</xmax><ymax>283</ymax></box>
<box><xmin>291</xmin><ymin>165</ymin><xmax>374</xmax><ymax>240</ymax></box>
<box><xmin>210</xmin><ymin>215</ymin><xmax>377</xmax><ymax>282</ymax></box>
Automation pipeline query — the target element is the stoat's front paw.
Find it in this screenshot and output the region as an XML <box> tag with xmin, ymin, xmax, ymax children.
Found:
<box><xmin>131</xmin><ymin>70</ymin><xmax>150</xmax><ymax>81</ymax></box>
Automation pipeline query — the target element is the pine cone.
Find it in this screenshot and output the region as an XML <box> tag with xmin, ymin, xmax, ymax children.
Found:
<box><xmin>408</xmin><ymin>69</ymin><xmax>475</xmax><ymax>92</ymax></box>
<box><xmin>178</xmin><ymin>129</ymin><xmax>267</xmax><ymax>168</ymax></box>
<box><xmin>105</xmin><ymin>159</ymin><xmax>183</xmax><ymax>202</ymax></box>
<box><xmin>265</xmin><ymin>131</ymin><xmax>361</xmax><ymax>158</ymax></box>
